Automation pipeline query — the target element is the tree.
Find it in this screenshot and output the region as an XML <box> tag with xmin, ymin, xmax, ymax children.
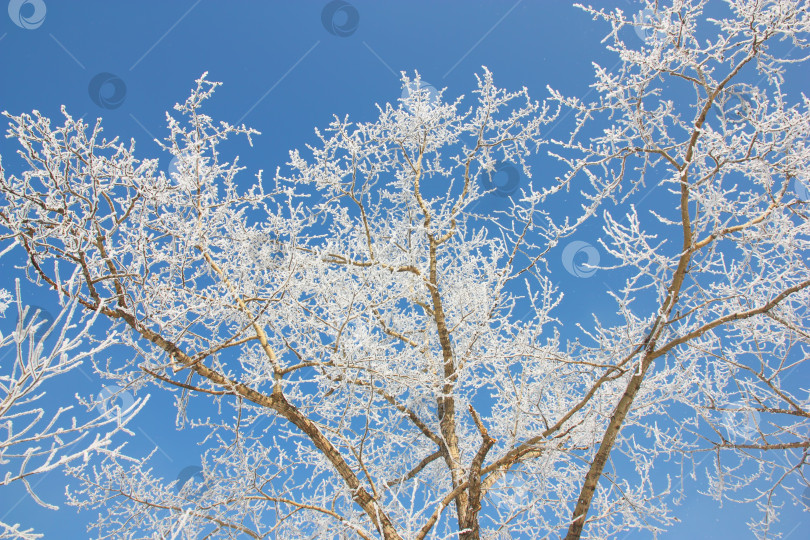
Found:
<box><xmin>0</xmin><ymin>0</ymin><xmax>808</xmax><ymax>537</ymax></box>
<box><xmin>0</xmin><ymin>264</ymin><xmax>146</xmax><ymax>539</ymax></box>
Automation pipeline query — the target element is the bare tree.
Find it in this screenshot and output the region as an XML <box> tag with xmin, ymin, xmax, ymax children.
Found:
<box><xmin>0</xmin><ymin>1</ymin><xmax>808</xmax><ymax>538</ymax></box>
<box><xmin>0</xmin><ymin>264</ymin><xmax>146</xmax><ymax>539</ymax></box>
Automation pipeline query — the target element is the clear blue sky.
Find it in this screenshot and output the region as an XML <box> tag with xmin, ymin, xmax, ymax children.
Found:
<box><xmin>1</xmin><ymin>1</ymin><xmax>807</xmax><ymax>538</ymax></box>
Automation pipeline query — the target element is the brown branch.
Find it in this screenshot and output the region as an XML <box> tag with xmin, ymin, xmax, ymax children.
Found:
<box><xmin>384</xmin><ymin>450</ymin><xmax>443</xmax><ymax>488</ymax></box>
<box><xmin>460</xmin><ymin>405</ymin><xmax>497</xmax><ymax>540</ymax></box>
<box><xmin>140</xmin><ymin>366</ymin><xmax>236</xmax><ymax>396</ymax></box>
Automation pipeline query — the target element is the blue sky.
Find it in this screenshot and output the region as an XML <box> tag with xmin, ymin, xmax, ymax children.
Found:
<box><xmin>1</xmin><ymin>1</ymin><xmax>808</xmax><ymax>538</ymax></box>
